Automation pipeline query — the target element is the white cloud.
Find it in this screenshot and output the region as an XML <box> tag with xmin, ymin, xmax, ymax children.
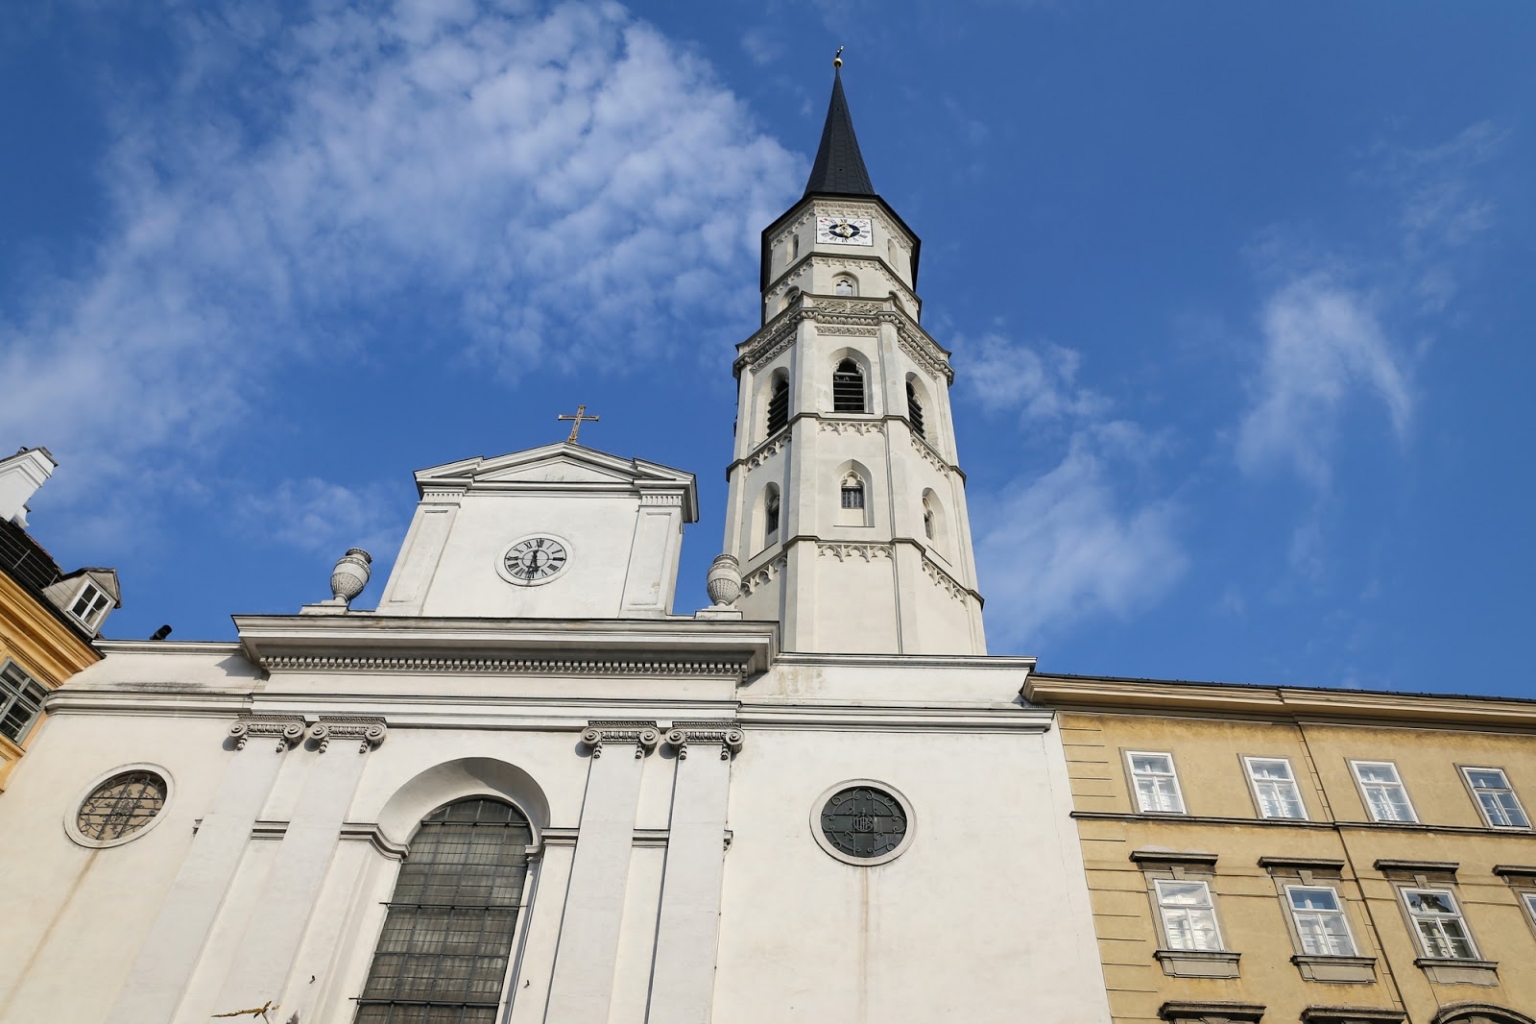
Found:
<box><xmin>238</xmin><ymin>477</ymin><xmax>404</xmax><ymax>557</ymax></box>
<box><xmin>0</xmin><ymin>0</ymin><xmax>799</xmax><ymax>493</ymax></box>
<box><xmin>1235</xmin><ymin>273</ymin><xmax>1411</xmax><ymax>488</ymax></box>
<box><xmin>960</xmin><ymin>332</ymin><xmax>1186</xmax><ymax>646</ymax></box>
<box><xmin>975</xmin><ymin>438</ymin><xmax>1186</xmax><ymax>648</ymax></box>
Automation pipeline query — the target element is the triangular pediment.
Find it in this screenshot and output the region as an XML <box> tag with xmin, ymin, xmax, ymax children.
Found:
<box><xmin>413</xmin><ymin>443</ymin><xmax>697</xmax><ymax>519</ymax></box>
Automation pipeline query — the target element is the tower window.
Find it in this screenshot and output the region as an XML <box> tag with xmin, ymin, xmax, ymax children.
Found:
<box><xmin>832</xmin><ymin>359</ymin><xmax>866</xmax><ymax>413</ymax></box>
<box><xmin>791</xmin><ymin>234</ymin><xmax>800</xmax><ymax>260</ymax></box>
<box><xmin>355</xmin><ymin>798</ymin><xmax>532</xmax><ymax>1024</ymax></box>
<box><xmin>834</xmin><ymin>275</ymin><xmax>857</xmax><ymax>297</ymax></box>
<box><xmin>906</xmin><ymin>382</ymin><xmax>926</xmax><ymax>439</ymax></box>
<box><xmin>765</xmin><ymin>487</ymin><xmax>781</xmax><ymax>537</ymax></box>
<box><xmin>922</xmin><ymin>499</ymin><xmax>934</xmax><ymax>539</ymax></box>
<box><xmin>766</xmin><ymin>375</ymin><xmax>790</xmax><ymax>436</ymax></box>
<box><xmin>840</xmin><ymin>477</ymin><xmax>865</xmax><ymax>509</ymax></box>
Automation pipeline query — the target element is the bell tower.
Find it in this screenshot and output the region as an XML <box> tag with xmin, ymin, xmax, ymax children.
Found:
<box><xmin>718</xmin><ymin>63</ymin><xmax>986</xmax><ymax>655</ymax></box>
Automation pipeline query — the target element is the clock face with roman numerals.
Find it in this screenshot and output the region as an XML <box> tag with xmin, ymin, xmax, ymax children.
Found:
<box><xmin>498</xmin><ymin>535</ymin><xmax>571</xmax><ymax>586</ymax></box>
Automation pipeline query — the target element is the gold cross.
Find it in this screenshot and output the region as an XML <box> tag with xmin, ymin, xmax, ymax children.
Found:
<box><xmin>557</xmin><ymin>404</ymin><xmax>600</xmax><ymax>444</ymax></box>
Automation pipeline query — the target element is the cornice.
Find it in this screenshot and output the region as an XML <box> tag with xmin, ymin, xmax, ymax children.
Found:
<box><xmin>733</xmin><ymin>296</ymin><xmax>954</xmax><ymax>383</ymax></box>
<box><xmin>1027</xmin><ymin>675</ymin><xmax>1536</xmax><ymax>731</ymax></box>
<box><xmin>234</xmin><ymin>615</ymin><xmax>777</xmax><ymax>678</ymax></box>
<box><xmin>726</xmin><ymin>414</ymin><xmax>964</xmax><ymax>480</ymax></box>
<box><xmin>738</xmin><ymin>702</ymin><xmax>1051</xmax><ymax>734</ymax></box>
<box><xmin>1073</xmin><ymin>809</ymin><xmax>1536</xmax><ymax>840</ymax></box>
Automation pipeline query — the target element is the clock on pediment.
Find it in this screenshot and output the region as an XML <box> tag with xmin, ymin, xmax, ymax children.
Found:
<box><xmin>497</xmin><ymin>535</ymin><xmax>572</xmax><ymax>587</ymax></box>
<box><xmin>816</xmin><ymin>216</ymin><xmax>873</xmax><ymax>246</ymax></box>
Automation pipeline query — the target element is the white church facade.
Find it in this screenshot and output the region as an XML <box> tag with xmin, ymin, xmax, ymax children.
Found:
<box><xmin>0</xmin><ymin>71</ymin><xmax>1112</xmax><ymax>1024</ymax></box>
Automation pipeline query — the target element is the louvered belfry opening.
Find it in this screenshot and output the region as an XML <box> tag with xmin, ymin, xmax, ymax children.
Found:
<box><xmin>766</xmin><ymin>377</ymin><xmax>790</xmax><ymax>436</ymax></box>
<box><xmin>906</xmin><ymin>382</ymin><xmax>926</xmax><ymax>439</ymax></box>
<box><xmin>833</xmin><ymin>359</ymin><xmax>866</xmax><ymax>413</ymax></box>
<box><xmin>355</xmin><ymin>798</ymin><xmax>532</xmax><ymax>1024</ymax></box>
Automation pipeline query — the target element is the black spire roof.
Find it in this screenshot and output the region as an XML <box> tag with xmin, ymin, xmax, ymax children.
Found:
<box><xmin>804</xmin><ymin>70</ymin><xmax>874</xmax><ymax>197</ymax></box>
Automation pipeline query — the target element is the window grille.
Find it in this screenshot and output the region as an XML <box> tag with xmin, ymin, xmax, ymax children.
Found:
<box><xmin>765</xmin><ymin>489</ymin><xmax>780</xmax><ymax>537</ymax></box>
<box><xmin>1127</xmin><ymin>752</ymin><xmax>1185</xmax><ymax>814</ymax></box>
<box><xmin>0</xmin><ymin>661</ymin><xmax>47</xmax><ymax>744</ymax></box>
<box><xmin>71</xmin><ymin>582</ymin><xmax>109</xmax><ymax>628</ymax></box>
<box><xmin>840</xmin><ymin>479</ymin><xmax>864</xmax><ymax>509</ymax></box>
<box><xmin>1244</xmin><ymin>757</ymin><xmax>1307</xmax><ymax>819</ymax></box>
<box><xmin>1463</xmin><ymin>767</ymin><xmax>1530</xmax><ymax>828</ymax></box>
<box><xmin>356</xmin><ymin>798</ymin><xmax>532</xmax><ymax>1024</ymax></box>
<box><xmin>1351</xmin><ymin>761</ymin><xmax>1416</xmax><ymax>822</ymax></box>
<box><xmin>906</xmin><ymin>382</ymin><xmax>925</xmax><ymax>439</ymax></box>
<box><xmin>832</xmin><ymin>359</ymin><xmax>865</xmax><ymax>413</ymax></box>
<box><xmin>766</xmin><ymin>378</ymin><xmax>789</xmax><ymax>437</ymax></box>
<box><xmin>1401</xmin><ymin>888</ymin><xmax>1478</xmax><ymax>960</ymax></box>
<box><xmin>76</xmin><ymin>770</ymin><xmax>167</xmax><ymax>841</ymax></box>
<box><xmin>819</xmin><ymin>786</ymin><xmax>907</xmax><ymax>859</ymax></box>
<box><xmin>1154</xmin><ymin>879</ymin><xmax>1223</xmax><ymax>951</ymax></box>
<box><xmin>1286</xmin><ymin>886</ymin><xmax>1356</xmax><ymax>956</ymax></box>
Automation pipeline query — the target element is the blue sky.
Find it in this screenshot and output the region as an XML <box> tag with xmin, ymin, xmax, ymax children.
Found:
<box><xmin>3</xmin><ymin>1</ymin><xmax>1533</xmax><ymax>696</ymax></box>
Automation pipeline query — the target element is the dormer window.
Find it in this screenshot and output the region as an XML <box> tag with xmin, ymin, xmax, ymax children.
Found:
<box><xmin>70</xmin><ymin>582</ymin><xmax>110</xmax><ymax>630</ymax></box>
<box><xmin>832</xmin><ymin>359</ymin><xmax>866</xmax><ymax>413</ymax></box>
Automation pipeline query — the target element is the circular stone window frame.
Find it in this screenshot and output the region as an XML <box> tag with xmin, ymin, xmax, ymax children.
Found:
<box><xmin>810</xmin><ymin>779</ymin><xmax>917</xmax><ymax>867</ymax></box>
<box><xmin>64</xmin><ymin>762</ymin><xmax>175</xmax><ymax>850</ymax></box>
<box><xmin>496</xmin><ymin>533</ymin><xmax>575</xmax><ymax>588</ymax></box>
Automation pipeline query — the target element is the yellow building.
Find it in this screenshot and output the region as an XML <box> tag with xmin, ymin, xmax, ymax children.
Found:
<box><xmin>0</xmin><ymin>447</ymin><xmax>119</xmax><ymax>789</ymax></box>
<box><xmin>1026</xmin><ymin>673</ymin><xmax>1536</xmax><ymax>1024</ymax></box>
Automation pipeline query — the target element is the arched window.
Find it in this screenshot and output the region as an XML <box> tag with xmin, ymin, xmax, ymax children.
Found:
<box><xmin>832</xmin><ymin>359</ymin><xmax>866</xmax><ymax>413</ymax></box>
<box><xmin>834</xmin><ymin>275</ymin><xmax>858</xmax><ymax>297</ymax></box>
<box><xmin>840</xmin><ymin>475</ymin><xmax>865</xmax><ymax>510</ymax></box>
<box><xmin>783</xmin><ymin>286</ymin><xmax>801</xmax><ymax>311</ymax></box>
<box><xmin>791</xmin><ymin>234</ymin><xmax>800</xmax><ymax>260</ymax></box>
<box><xmin>355</xmin><ymin>798</ymin><xmax>533</xmax><ymax>1024</ymax></box>
<box><xmin>766</xmin><ymin>374</ymin><xmax>790</xmax><ymax>436</ymax></box>
<box><xmin>906</xmin><ymin>381</ymin><xmax>926</xmax><ymax>439</ymax></box>
<box><xmin>765</xmin><ymin>485</ymin><xmax>781</xmax><ymax>539</ymax></box>
<box><xmin>923</xmin><ymin>498</ymin><xmax>935</xmax><ymax>539</ymax></box>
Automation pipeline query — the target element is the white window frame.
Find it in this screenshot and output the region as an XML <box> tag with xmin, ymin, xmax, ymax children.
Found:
<box><xmin>1461</xmin><ymin>766</ymin><xmax>1531</xmax><ymax>830</ymax></box>
<box><xmin>69</xmin><ymin>580</ymin><xmax>109</xmax><ymax>629</ymax></box>
<box><xmin>1522</xmin><ymin>891</ymin><xmax>1536</xmax><ymax>931</ymax></box>
<box><xmin>1125</xmin><ymin>750</ymin><xmax>1186</xmax><ymax>815</ymax></box>
<box><xmin>1350</xmin><ymin>760</ymin><xmax>1418</xmax><ymax>823</ymax></box>
<box><xmin>1400</xmin><ymin>887</ymin><xmax>1481</xmax><ymax>961</ymax></box>
<box><xmin>1284</xmin><ymin>884</ymin><xmax>1358</xmax><ymax>957</ymax></box>
<box><xmin>1242</xmin><ymin>755</ymin><xmax>1309</xmax><ymax>820</ymax></box>
<box><xmin>1153</xmin><ymin>878</ymin><xmax>1225</xmax><ymax>952</ymax></box>
<box><xmin>0</xmin><ymin>659</ymin><xmax>48</xmax><ymax>745</ymax></box>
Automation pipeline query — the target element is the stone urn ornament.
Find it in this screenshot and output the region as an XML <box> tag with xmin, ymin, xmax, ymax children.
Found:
<box><xmin>329</xmin><ymin>548</ymin><xmax>373</xmax><ymax>606</ymax></box>
<box><xmin>706</xmin><ymin>553</ymin><xmax>742</xmax><ymax>606</ymax></box>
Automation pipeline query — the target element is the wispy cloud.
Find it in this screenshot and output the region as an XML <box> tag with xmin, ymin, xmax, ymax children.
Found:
<box><xmin>958</xmin><ymin>333</ymin><xmax>1185</xmax><ymax>647</ymax></box>
<box><xmin>237</xmin><ymin>477</ymin><xmax>404</xmax><ymax>558</ymax></box>
<box><xmin>1235</xmin><ymin>273</ymin><xmax>1411</xmax><ymax>488</ymax></box>
<box><xmin>0</xmin><ymin>0</ymin><xmax>799</xmax><ymax>502</ymax></box>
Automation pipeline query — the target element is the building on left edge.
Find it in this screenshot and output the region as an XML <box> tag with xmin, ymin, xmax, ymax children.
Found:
<box><xmin>0</xmin><ymin>446</ymin><xmax>121</xmax><ymax>789</ymax></box>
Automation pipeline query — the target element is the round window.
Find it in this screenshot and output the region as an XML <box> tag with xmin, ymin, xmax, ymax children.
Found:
<box><xmin>812</xmin><ymin>781</ymin><xmax>915</xmax><ymax>865</ymax></box>
<box><xmin>74</xmin><ymin>770</ymin><xmax>168</xmax><ymax>844</ymax></box>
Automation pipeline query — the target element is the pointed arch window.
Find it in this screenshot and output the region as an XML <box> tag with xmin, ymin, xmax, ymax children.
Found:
<box><xmin>764</xmin><ymin>484</ymin><xmax>781</xmax><ymax>539</ymax></box>
<box><xmin>355</xmin><ymin>798</ymin><xmax>533</xmax><ymax>1024</ymax></box>
<box><xmin>922</xmin><ymin>498</ymin><xmax>935</xmax><ymax>539</ymax></box>
<box><xmin>833</xmin><ymin>359</ymin><xmax>866</xmax><ymax>413</ymax></box>
<box><xmin>766</xmin><ymin>375</ymin><xmax>790</xmax><ymax>437</ymax></box>
<box><xmin>840</xmin><ymin>476</ymin><xmax>865</xmax><ymax>509</ymax></box>
<box><xmin>834</xmin><ymin>275</ymin><xmax>858</xmax><ymax>297</ymax></box>
<box><xmin>906</xmin><ymin>381</ymin><xmax>926</xmax><ymax>439</ymax></box>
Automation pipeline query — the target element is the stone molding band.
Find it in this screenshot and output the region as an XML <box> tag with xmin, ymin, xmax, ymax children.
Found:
<box><xmin>256</xmin><ymin>655</ymin><xmax>749</xmax><ymax>680</ymax></box>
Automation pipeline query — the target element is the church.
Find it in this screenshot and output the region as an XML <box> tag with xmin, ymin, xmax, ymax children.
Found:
<box><xmin>0</xmin><ymin>69</ymin><xmax>1114</xmax><ymax>1024</ymax></box>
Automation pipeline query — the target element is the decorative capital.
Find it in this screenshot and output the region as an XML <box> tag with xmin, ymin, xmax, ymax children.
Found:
<box><xmin>666</xmin><ymin>720</ymin><xmax>745</xmax><ymax>761</ymax></box>
<box><xmin>310</xmin><ymin>716</ymin><xmax>388</xmax><ymax>753</ymax></box>
<box><xmin>229</xmin><ymin>716</ymin><xmax>307</xmax><ymax>752</ymax></box>
<box><xmin>581</xmin><ymin>720</ymin><xmax>661</xmax><ymax>759</ymax></box>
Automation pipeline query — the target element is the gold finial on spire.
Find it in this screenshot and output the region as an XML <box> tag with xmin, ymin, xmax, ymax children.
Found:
<box><xmin>833</xmin><ymin>46</ymin><xmax>844</xmax><ymax>69</ymax></box>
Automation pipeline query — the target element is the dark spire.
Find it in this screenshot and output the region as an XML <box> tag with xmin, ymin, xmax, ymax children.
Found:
<box><xmin>803</xmin><ymin>68</ymin><xmax>875</xmax><ymax>197</ymax></box>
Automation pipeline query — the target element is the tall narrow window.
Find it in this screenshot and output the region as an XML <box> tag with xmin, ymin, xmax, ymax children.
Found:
<box><xmin>832</xmin><ymin>359</ymin><xmax>866</xmax><ymax>413</ymax></box>
<box><xmin>791</xmin><ymin>233</ymin><xmax>800</xmax><ymax>260</ymax></box>
<box><xmin>1127</xmin><ymin>751</ymin><xmax>1186</xmax><ymax>814</ymax></box>
<box><xmin>356</xmin><ymin>798</ymin><xmax>532</xmax><ymax>1024</ymax></box>
<box><xmin>1154</xmin><ymin>879</ymin><xmax>1223</xmax><ymax>951</ymax></box>
<box><xmin>1244</xmin><ymin>756</ymin><xmax>1307</xmax><ymax>819</ymax></box>
<box><xmin>1401</xmin><ymin>888</ymin><xmax>1478</xmax><ymax>960</ymax></box>
<box><xmin>1286</xmin><ymin>886</ymin><xmax>1357</xmax><ymax>956</ymax></box>
<box><xmin>906</xmin><ymin>382</ymin><xmax>925</xmax><ymax>439</ymax></box>
<box><xmin>1351</xmin><ymin>761</ymin><xmax>1417</xmax><ymax>823</ymax></box>
<box><xmin>0</xmin><ymin>661</ymin><xmax>47</xmax><ymax>744</ymax></box>
<box><xmin>766</xmin><ymin>376</ymin><xmax>790</xmax><ymax>436</ymax></box>
<box><xmin>840</xmin><ymin>476</ymin><xmax>865</xmax><ymax>509</ymax></box>
<box><xmin>1463</xmin><ymin>767</ymin><xmax>1530</xmax><ymax>828</ymax></box>
<box><xmin>764</xmin><ymin>487</ymin><xmax>780</xmax><ymax>538</ymax></box>
<box><xmin>922</xmin><ymin>499</ymin><xmax>935</xmax><ymax>540</ymax></box>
